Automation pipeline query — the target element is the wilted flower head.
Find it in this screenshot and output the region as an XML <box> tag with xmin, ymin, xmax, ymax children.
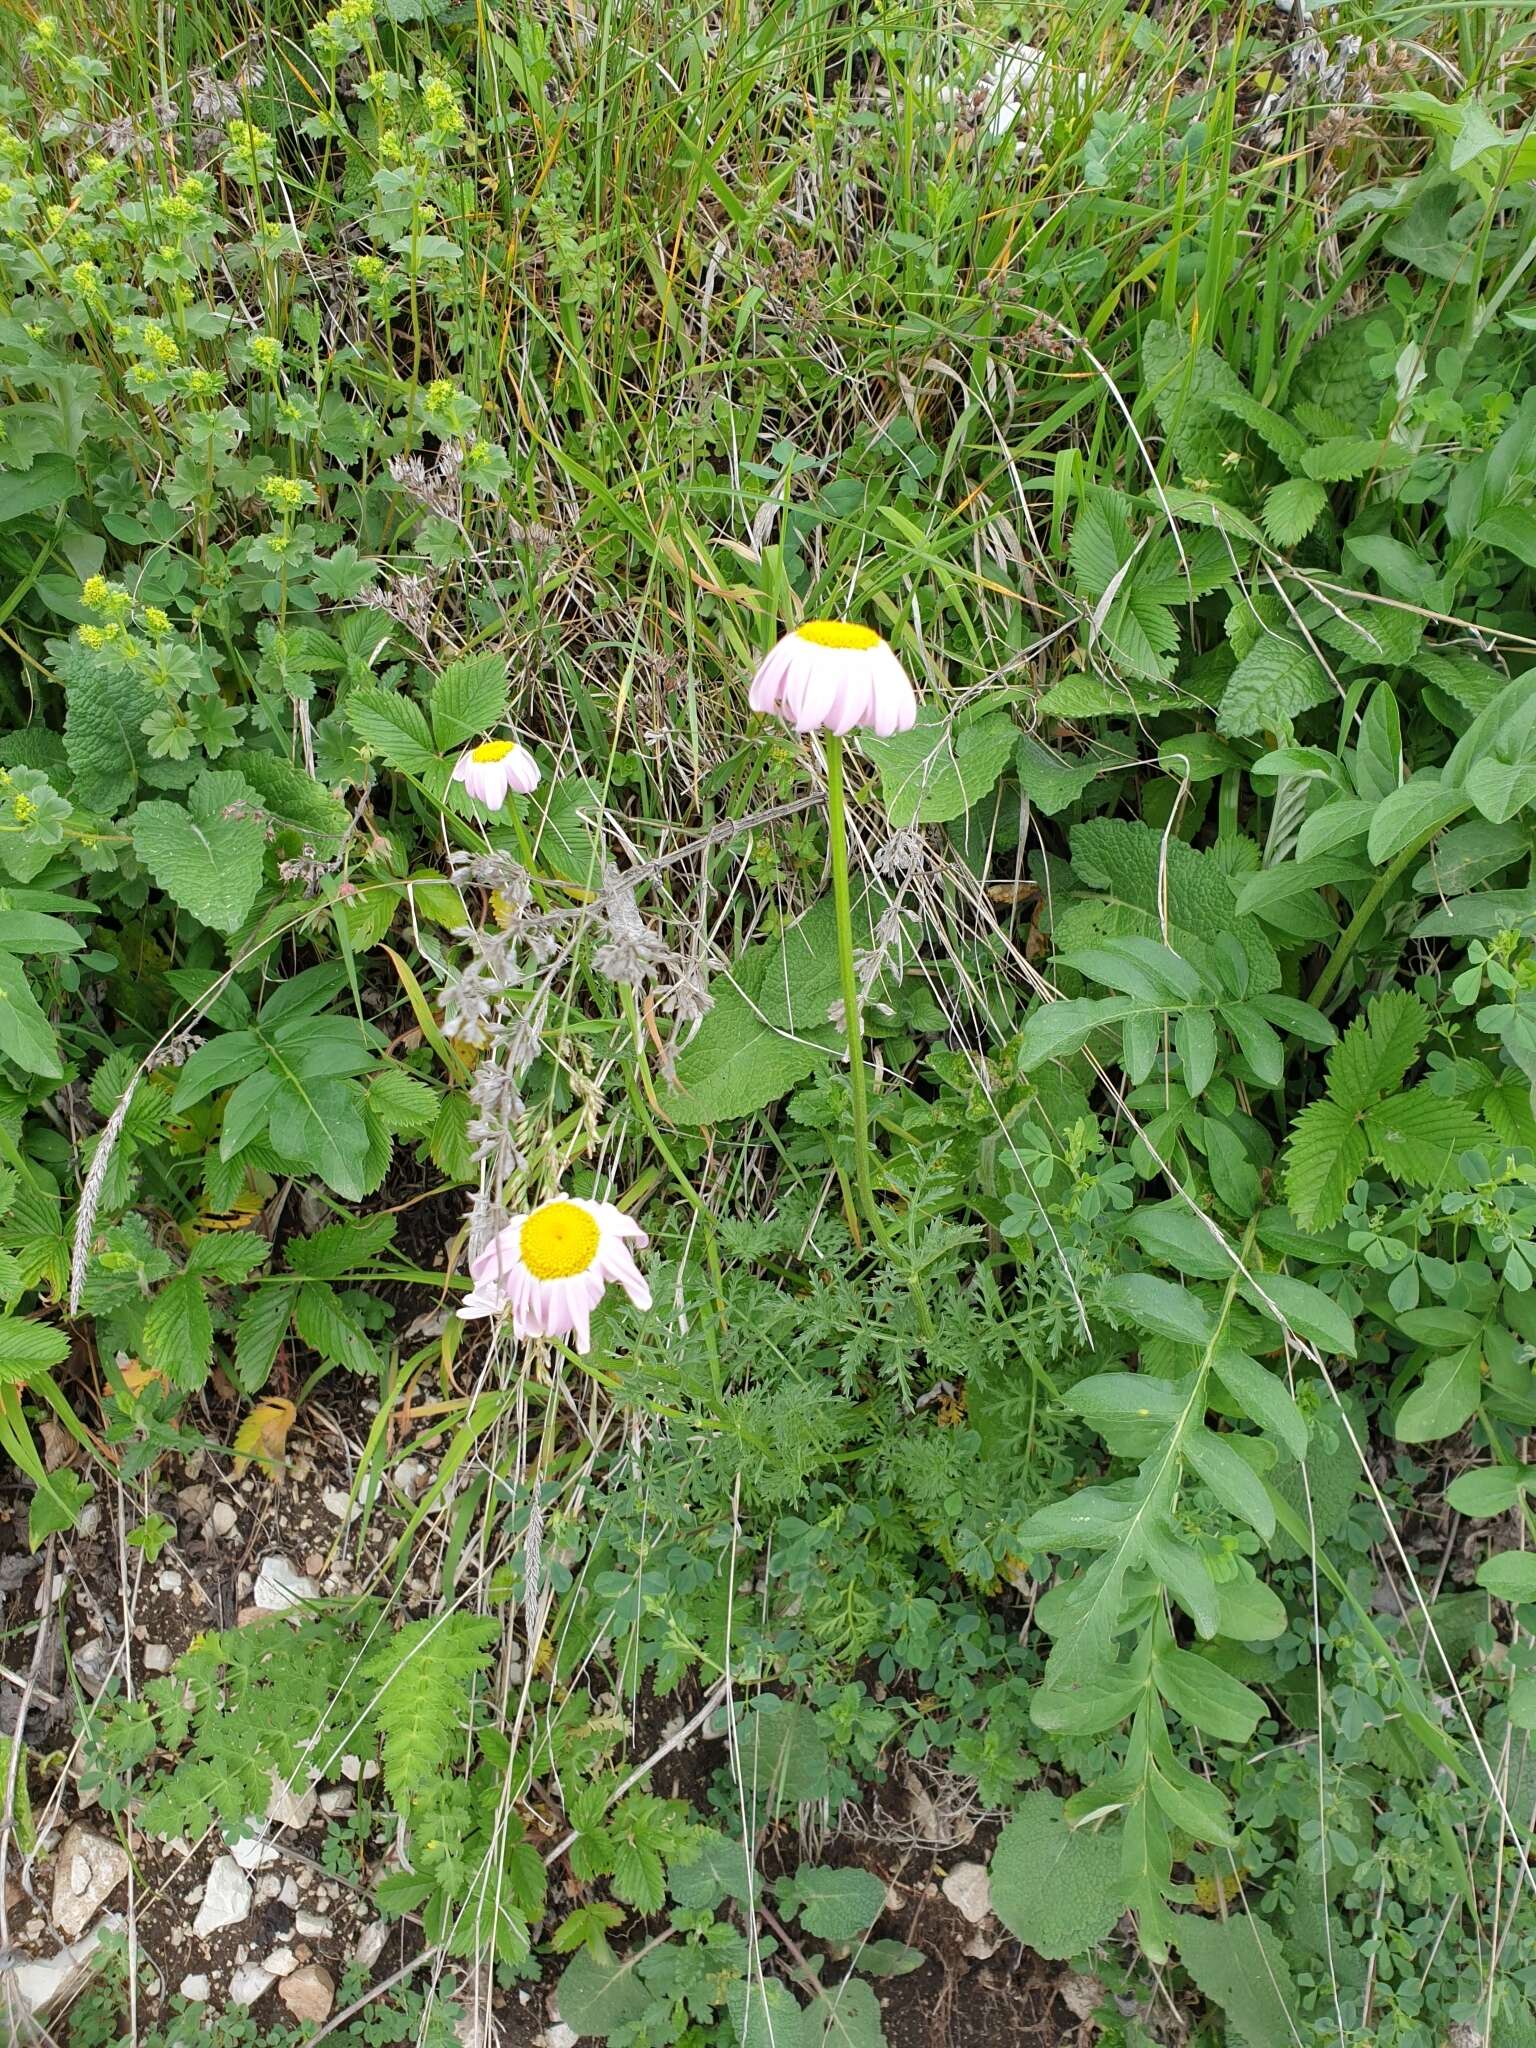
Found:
<box><xmin>459</xmin><ymin>1194</ymin><xmax>651</xmax><ymax>1354</ymax></box>
<box><xmin>452</xmin><ymin>739</ymin><xmax>540</xmax><ymax>810</ymax></box>
<box><xmin>749</xmin><ymin>621</ymin><xmax>919</xmax><ymax>738</ymax></box>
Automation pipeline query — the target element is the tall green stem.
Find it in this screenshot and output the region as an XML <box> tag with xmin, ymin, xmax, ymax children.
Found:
<box><xmin>825</xmin><ymin>737</ymin><xmax>933</xmax><ymax>1338</ymax></box>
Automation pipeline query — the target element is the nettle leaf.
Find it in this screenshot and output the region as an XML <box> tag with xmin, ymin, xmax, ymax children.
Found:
<box><xmin>62</xmin><ymin>656</ymin><xmax>156</xmax><ymax>811</ymax></box>
<box><xmin>989</xmin><ymin>1792</ymin><xmax>1122</xmax><ymax>1961</ymax></box>
<box><xmin>1061</xmin><ymin>820</ymin><xmax>1279</xmax><ymax>992</ymax></box>
<box><xmin>429</xmin><ymin>652</ymin><xmax>509</xmax><ymax>749</ymax></box>
<box><xmin>1363</xmin><ymin>1085</ymin><xmax>1488</xmax><ymax>1188</ymax></box>
<box><xmin>1216</xmin><ymin>634</ymin><xmax>1333</xmax><ymax>739</ymax></box>
<box><xmin>862</xmin><ymin>709</ymin><xmax>1016</xmax><ymax>827</ymax></box>
<box><xmin>130</xmin><ymin>772</ymin><xmax>267</xmax><ymax>935</ymax></box>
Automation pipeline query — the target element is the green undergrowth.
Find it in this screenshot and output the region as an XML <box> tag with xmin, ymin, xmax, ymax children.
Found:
<box><xmin>1</xmin><ymin>0</ymin><xmax>1535</xmax><ymax>2043</ymax></box>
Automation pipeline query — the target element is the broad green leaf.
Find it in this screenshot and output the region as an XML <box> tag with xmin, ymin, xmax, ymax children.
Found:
<box><xmin>1446</xmin><ymin>1466</ymin><xmax>1525</xmax><ymax>1518</ymax></box>
<box><xmin>429</xmin><ymin>652</ymin><xmax>509</xmax><ymax>748</ymax></box>
<box><xmin>130</xmin><ymin>772</ymin><xmax>267</xmax><ymax>935</ymax></box>
<box><xmin>782</xmin><ymin>1864</ymin><xmax>885</xmax><ymax>1942</ymax></box>
<box><xmin>1211</xmin><ymin>1350</ymin><xmax>1309</xmax><ymax>1461</ymax></box>
<box><xmin>863</xmin><ymin>710</ymin><xmax>1018</xmax><ymax>828</ymax></box>
<box><xmin>1477</xmin><ymin>1550</ymin><xmax>1536</xmax><ymax>1602</ymax></box>
<box><xmin>1017</xmin><ymin>995</ymin><xmax>1140</xmax><ymax>1070</ymax></box>
<box><xmin>0</xmin><ymin>949</ymin><xmax>62</xmax><ymax>1078</ymax></box>
<box><xmin>1241</xmin><ymin>1273</ymin><xmax>1356</xmax><ymax>1358</ymax></box>
<box><xmin>1216</xmin><ymin>635</ymin><xmax>1331</xmax><ymax>739</ymax></box>
<box><xmin>813</xmin><ymin>1978</ymin><xmax>888</xmax><ymax>2048</ymax></box>
<box><xmin>1394</xmin><ymin>1344</ymin><xmax>1481</xmax><ymax>1444</ymax></box>
<box><xmin>1183</xmin><ymin>1428</ymin><xmax>1275</xmax><ymax>1539</ymax></box>
<box><xmin>990</xmin><ymin>1792</ymin><xmax>1122</xmax><ymax>1961</ymax></box>
<box><xmin>1175</xmin><ymin>1911</ymin><xmax>1301</xmax><ymax>2048</ymax></box>
<box><xmin>346</xmin><ymin>685</ymin><xmax>438</xmax><ymax>776</ymax></box>
<box><xmin>1100</xmin><ymin>1273</ymin><xmax>1216</xmax><ymax>1348</ymax></box>
<box><xmin>1153</xmin><ymin>1646</ymin><xmax>1264</xmax><ymax>1743</ymax></box>
<box><xmin>1366</xmin><ymin>777</ymin><xmax>1469</xmax><ymax>865</ymax></box>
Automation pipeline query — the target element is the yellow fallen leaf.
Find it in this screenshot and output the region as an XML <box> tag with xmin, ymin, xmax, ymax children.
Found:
<box><xmin>118</xmin><ymin>1357</ymin><xmax>171</xmax><ymax>1399</ymax></box>
<box><xmin>232</xmin><ymin>1397</ymin><xmax>297</xmax><ymax>1480</ymax></box>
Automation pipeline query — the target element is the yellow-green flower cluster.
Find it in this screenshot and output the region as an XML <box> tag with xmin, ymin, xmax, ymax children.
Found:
<box><xmin>82</xmin><ymin>576</ymin><xmax>135</xmax><ymax>624</ymax></box>
<box><xmin>249</xmin><ymin>334</ymin><xmax>283</xmax><ymax>373</ymax></box>
<box><xmin>259</xmin><ymin>474</ymin><xmax>309</xmax><ymax>512</ymax></box>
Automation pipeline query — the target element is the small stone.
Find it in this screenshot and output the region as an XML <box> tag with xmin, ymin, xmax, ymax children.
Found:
<box><xmin>339</xmin><ymin>1754</ymin><xmax>362</xmax><ymax>1783</ymax></box>
<box><xmin>50</xmin><ymin>1825</ymin><xmax>130</xmax><ymax>1940</ymax></box>
<box><xmin>318</xmin><ymin>1787</ymin><xmax>353</xmax><ymax>1818</ymax></box>
<box><xmin>303</xmin><ymin>1551</ymin><xmax>325</xmax><ymax>1578</ymax></box>
<box><xmin>254</xmin><ymin>1874</ymin><xmax>283</xmax><ymax>1905</ymax></box>
<box><xmin>963</xmin><ymin>1927</ymin><xmax>1005</xmax><ymax>1960</ymax></box>
<box><xmin>228</xmin><ymin>1963</ymin><xmax>276</xmax><ymax>2007</ymax></box>
<box><xmin>542</xmin><ymin>2026</ymin><xmax>579</xmax><ymax>2048</ymax></box>
<box><xmin>351</xmin><ymin>1921</ymin><xmax>388</xmax><ymax>1973</ymax></box>
<box><xmin>231</xmin><ymin>1825</ymin><xmax>279</xmax><ymax>1872</ymax></box>
<box><xmin>176</xmin><ymin>1483</ymin><xmax>211</xmax><ymax>1516</ymax></box>
<box><xmin>179</xmin><ymin>1975</ymin><xmax>211</xmax><ymax>2002</ymax></box>
<box><xmin>210</xmin><ymin>1501</ymin><xmax>239</xmax><ymax>1538</ymax></box>
<box><xmin>393</xmin><ymin>1457</ymin><xmax>429</xmax><ymax>1501</ymax></box>
<box><xmin>156</xmin><ymin>1569</ymin><xmax>183</xmax><ymax>1594</ymax></box>
<box><xmin>74</xmin><ymin>1503</ymin><xmax>101</xmax><ymax>1538</ymax></box>
<box><xmin>940</xmin><ymin>1861</ymin><xmax>992</xmax><ymax>1926</ymax></box>
<box><xmin>280</xmin><ymin>1877</ymin><xmax>301</xmax><ymax>1909</ymax></box>
<box><xmin>262</xmin><ymin>1946</ymin><xmax>299</xmax><ymax>1977</ymax></box>
<box><xmin>266</xmin><ymin>1771</ymin><xmax>318</xmax><ymax>1830</ymax></box>
<box><xmin>143</xmin><ymin>1644</ymin><xmax>173</xmax><ymax>1673</ymax></box>
<box><xmin>192</xmin><ymin>1856</ymin><xmax>251</xmax><ymax>1938</ymax></box>
<box><xmin>1060</xmin><ymin>1974</ymin><xmax>1106</xmax><ymax>2022</ymax></box>
<box><xmin>321</xmin><ymin>1489</ymin><xmax>354</xmax><ymax>1521</ymax></box>
<box><xmin>74</xmin><ymin>1637</ymin><xmax>115</xmax><ymax>1696</ymax></box>
<box><xmin>279</xmin><ymin>1963</ymin><xmax>335</xmax><ymax>2024</ymax></box>
<box><xmin>295</xmin><ymin>1911</ymin><xmax>331</xmax><ymax>1938</ymax></box>
<box><xmin>254</xmin><ymin>1555</ymin><xmax>320</xmax><ymax>1612</ymax></box>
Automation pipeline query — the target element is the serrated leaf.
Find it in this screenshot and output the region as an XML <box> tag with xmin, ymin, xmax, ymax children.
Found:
<box><xmin>1364</xmin><ymin>1084</ymin><xmax>1486</xmax><ymax>1189</ymax></box>
<box><xmin>863</xmin><ymin>710</ymin><xmax>1017</xmax><ymax>827</ymax></box>
<box><xmin>1282</xmin><ymin>1097</ymin><xmax>1367</xmax><ymax>1231</ymax></box>
<box><xmin>293</xmin><ymin>1280</ymin><xmax>379</xmax><ymax>1375</ymax></box>
<box><xmin>429</xmin><ymin>652</ymin><xmax>509</xmax><ymax>748</ymax></box>
<box><xmin>990</xmin><ymin>1792</ymin><xmax>1122</xmax><ymax>1961</ymax></box>
<box><xmin>346</xmin><ymin>685</ymin><xmax>437</xmax><ymax>775</ymax></box>
<box><xmin>1216</xmin><ymin>634</ymin><xmax>1332</xmax><ymax>739</ymax></box>
<box><xmin>141</xmin><ymin>1271</ymin><xmax>214</xmax><ymax>1388</ymax></box>
<box><xmin>62</xmin><ymin>658</ymin><xmax>155</xmax><ymax>811</ymax></box>
<box><xmin>1262</xmin><ymin>478</ymin><xmax>1328</xmax><ymax>547</ymax></box>
<box><xmin>1062</xmin><ymin>819</ymin><xmax>1279</xmax><ymax>992</ymax></box>
<box><xmin>814</xmin><ymin>1977</ymin><xmax>888</xmax><ymax>2048</ymax></box>
<box><xmin>1326</xmin><ymin>990</ymin><xmax>1426</xmax><ymax>1112</ymax></box>
<box><xmin>130</xmin><ymin>772</ymin><xmax>266</xmax><ymax>935</ymax></box>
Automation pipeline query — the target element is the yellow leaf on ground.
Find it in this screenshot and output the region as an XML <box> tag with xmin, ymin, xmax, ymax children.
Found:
<box><xmin>232</xmin><ymin>1397</ymin><xmax>297</xmax><ymax>1479</ymax></box>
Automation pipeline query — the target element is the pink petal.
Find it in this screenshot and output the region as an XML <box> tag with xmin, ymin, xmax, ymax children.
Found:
<box><xmin>506</xmin><ymin>746</ymin><xmax>541</xmax><ymax>794</ymax></box>
<box><xmin>749</xmin><ymin>640</ymin><xmax>795</xmax><ymax>713</ymax></box>
<box><xmin>592</xmin><ymin>1200</ymin><xmax>647</xmax><ymax>1246</ymax></box>
<box><xmin>600</xmin><ymin>1239</ymin><xmax>652</xmax><ymax>1312</ymax></box>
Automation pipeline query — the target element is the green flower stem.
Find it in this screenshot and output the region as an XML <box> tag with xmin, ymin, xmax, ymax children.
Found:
<box><xmin>824</xmin><ymin>735</ymin><xmax>933</xmax><ymax>1339</ymax></box>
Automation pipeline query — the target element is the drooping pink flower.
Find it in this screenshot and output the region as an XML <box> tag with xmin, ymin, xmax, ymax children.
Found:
<box><xmin>452</xmin><ymin>738</ymin><xmax>541</xmax><ymax>808</ymax></box>
<box><xmin>749</xmin><ymin>621</ymin><xmax>919</xmax><ymax>738</ymax></box>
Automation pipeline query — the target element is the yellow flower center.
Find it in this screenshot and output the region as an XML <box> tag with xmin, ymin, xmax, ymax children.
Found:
<box><xmin>520</xmin><ymin>1201</ymin><xmax>600</xmax><ymax>1281</ymax></box>
<box><xmin>795</xmin><ymin>620</ymin><xmax>881</xmax><ymax>651</ymax></box>
<box><xmin>471</xmin><ymin>740</ymin><xmax>515</xmax><ymax>763</ymax></box>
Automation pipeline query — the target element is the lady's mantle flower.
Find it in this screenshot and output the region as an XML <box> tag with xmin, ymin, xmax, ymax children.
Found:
<box><xmin>460</xmin><ymin>1195</ymin><xmax>650</xmax><ymax>1353</ymax></box>
<box><xmin>452</xmin><ymin>739</ymin><xmax>540</xmax><ymax>809</ymax></box>
<box><xmin>749</xmin><ymin>620</ymin><xmax>919</xmax><ymax>738</ymax></box>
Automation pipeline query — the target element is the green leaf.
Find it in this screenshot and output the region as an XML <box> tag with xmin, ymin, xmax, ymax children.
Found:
<box><xmin>990</xmin><ymin>1792</ymin><xmax>1122</xmax><ymax>1961</ymax></box>
<box><xmin>1477</xmin><ymin>1551</ymin><xmax>1536</xmax><ymax>1602</ymax></box>
<box><xmin>0</xmin><ymin>455</ymin><xmax>77</xmax><ymax>524</ymax></box>
<box><xmin>293</xmin><ymin>1281</ymin><xmax>380</xmax><ymax>1376</ymax></box>
<box><xmin>1015</xmin><ymin>734</ymin><xmax>1097</xmax><ymax>816</ymax></box>
<box><xmin>346</xmin><ymin>685</ymin><xmax>438</xmax><ymax>776</ymax></box>
<box><xmin>1018</xmin><ymin>996</ymin><xmax>1140</xmax><ymax>1071</ymax></box>
<box><xmin>1445</xmin><ymin>1466</ymin><xmax>1525</xmax><ymax>1518</ymax></box>
<box><xmin>1366</xmin><ymin>777</ymin><xmax>1470</xmax><ymax>864</ymax></box>
<box><xmin>130</xmin><ymin>772</ymin><xmax>267</xmax><ymax>935</ymax></box>
<box><xmin>0</xmin><ymin>1317</ymin><xmax>71</xmax><ymax>1381</ymax></box>
<box><xmin>141</xmin><ymin>1272</ymin><xmax>214</xmax><ymax>1388</ymax></box>
<box><xmin>1100</xmin><ymin>1273</ymin><xmax>1217</xmax><ymax>1347</ymax></box>
<box><xmin>1211</xmin><ymin>1350</ymin><xmax>1309</xmax><ymax>1460</ymax></box>
<box><xmin>1153</xmin><ymin>1645</ymin><xmax>1264</xmax><ymax>1743</ymax></box>
<box><xmin>1327</xmin><ymin>990</ymin><xmax>1426</xmax><ymax>1112</ymax></box>
<box><xmin>1216</xmin><ymin>635</ymin><xmax>1332</xmax><ymax>739</ymax></box>
<box><xmin>1061</xmin><ymin>819</ymin><xmax>1279</xmax><ymax>993</ymax></box>
<box><xmin>557</xmin><ymin>1947</ymin><xmax>651</xmax><ymax>2037</ymax></box>
<box><xmin>1175</xmin><ymin>1912</ymin><xmax>1301</xmax><ymax>2048</ymax></box>
<box><xmin>782</xmin><ymin>1864</ymin><xmax>886</xmax><ymax>1942</ymax></box>
<box><xmin>62</xmin><ymin>659</ymin><xmax>155</xmax><ymax>811</ymax></box>
<box><xmin>813</xmin><ymin>1977</ymin><xmax>888</xmax><ymax>2048</ymax></box>
<box><xmin>1261</xmin><ymin>478</ymin><xmax>1328</xmax><ymax>547</ymax></box>
<box><xmin>728</xmin><ymin>1981</ymin><xmax>815</xmax><ymax>2048</ymax></box>
<box><xmin>863</xmin><ymin>710</ymin><xmax>1017</xmax><ymax>828</ymax></box>
<box><xmin>1183</xmin><ymin>1429</ymin><xmax>1275</xmax><ymax>1539</ymax></box>
<box><xmin>0</xmin><ymin>949</ymin><xmax>62</xmax><ymax>1078</ymax></box>
<box><xmin>1394</xmin><ymin>1344</ymin><xmax>1481</xmax><ymax>1444</ymax></box>
<box><xmin>429</xmin><ymin>652</ymin><xmax>510</xmax><ymax>749</ymax></box>
<box><xmin>1364</xmin><ymin>1085</ymin><xmax>1487</xmax><ymax>1189</ymax></box>
<box><xmin>233</xmin><ymin>1287</ymin><xmax>293</xmax><ymax>1393</ymax></box>
<box><xmin>1241</xmin><ymin>1273</ymin><xmax>1356</xmax><ymax>1357</ymax></box>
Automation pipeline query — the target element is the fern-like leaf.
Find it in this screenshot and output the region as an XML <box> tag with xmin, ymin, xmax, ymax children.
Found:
<box><xmin>363</xmin><ymin>1616</ymin><xmax>499</xmax><ymax>1803</ymax></box>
